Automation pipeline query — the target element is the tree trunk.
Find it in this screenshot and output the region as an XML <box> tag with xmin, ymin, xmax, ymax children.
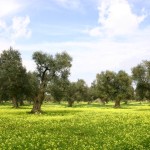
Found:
<box><xmin>88</xmin><ymin>100</ymin><xmax>92</xmax><ymax>105</ymax></box>
<box><xmin>12</xmin><ymin>97</ymin><xmax>19</xmax><ymax>108</ymax></box>
<box><xmin>68</xmin><ymin>99</ymin><xmax>74</xmax><ymax>107</ymax></box>
<box><xmin>31</xmin><ymin>99</ymin><xmax>42</xmax><ymax>113</ymax></box>
<box><xmin>19</xmin><ymin>99</ymin><xmax>24</xmax><ymax>106</ymax></box>
<box><xmin>31</xmin><ymin>91</ymin><xmax>44</xmax><ymax>113</ymax></box>
<box><xmin>114</xmin><ymin>99</ymin><xmax>121</xmax><ymax>108</ymax></box>
<box><xmin>101</xmin><ymin>99</ymin><xmax>106</xmax><ymax>105</ymax></box>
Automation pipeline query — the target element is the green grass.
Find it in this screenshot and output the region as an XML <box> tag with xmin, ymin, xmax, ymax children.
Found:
<box><xmin>0</xmin><ymin>102</ymin><xmax>150</xmax><ymax>150</ymax></box>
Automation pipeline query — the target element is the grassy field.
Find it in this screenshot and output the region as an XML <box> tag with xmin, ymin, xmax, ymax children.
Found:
<box><xmin>0</xmin><ymin>102</ymin><xmax>150</xmax><ymax>150</ymax></box>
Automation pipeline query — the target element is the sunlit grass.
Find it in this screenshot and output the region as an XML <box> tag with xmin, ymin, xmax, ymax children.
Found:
<box><xmin>0</xmin><ymin>102</ymin><xmax>150</xmax><ymax>149</ymax></box>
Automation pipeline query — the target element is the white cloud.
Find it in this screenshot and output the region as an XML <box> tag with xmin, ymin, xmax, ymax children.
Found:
<box><xmin>0</xmin><ymin>16</ymin><xmax>31</xmax><ymax>48</ymax></box>
<box><xmin>54</xmin><ymin>0</ymin><xmax>81</xmax><ymax>9</ymax></box>
<box><xmin>87</xmin><ymin>27</ymin><xmax>102</xmax><ymax>36</ymax></box>
<box><xmin>0</xmin><ymin>0</ymin><xmax>31</xmax><ymax>48</ymax></box>
<box><xmin>15</xmin><ymin>29</ymin><xmax>150</xmax><ymax>85</ymax></box>
<box><xmin>0</xmin><ymin>0</ymin><xmax>21</xmax><ymax>18</ymax></box>
<box><xmin>11</xmin><ymin>16</ymin><xmax>31</xmax><ymax>39</ymax></box>
<box><xmin>0</xmin><ymin>20</ymin><xmax>6</xmax><ymax>29</ymax></box>
<box><xmin>88</xmin><ymin>0</ymin><xmax>146</xmax><ymax>37</ymax></box>
<box><xmin>0</xmin><ymin>0</ymin><xmax>149</xmax><ymax>86</ymax></box>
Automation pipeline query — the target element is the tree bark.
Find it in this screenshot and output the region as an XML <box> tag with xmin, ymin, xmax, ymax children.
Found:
<box><xmin>31</xmin><ymin>90</ymin><xmax>44</xmax><ymax>113</ymax></box>
<box><xmin>114</xmin><ymin>99</ymin><xmax>121</xmax><ymax>108</ymax></box>
<box><xmin>31</xmin><ymin>99</ymin><xmax>42</xmax><ymax>113</ymax></box>
<box><xmin>19</xmin><ymin>99</ymin><xmax>24</xmax><ymax>106</ymax></box>
<box><xmin>12</xmin><ymin>97</ymin><xmax>19</xmax><ymax>108</ymax></box>
<box><xmin>101</xmin><ymin>99</ymin><xmax>106</xmax><ymax>105</ymax></box>
<box><xmin>68</xmin><ymin>99</ymin><xmax>74</xmax><ymax>107</ymax></box>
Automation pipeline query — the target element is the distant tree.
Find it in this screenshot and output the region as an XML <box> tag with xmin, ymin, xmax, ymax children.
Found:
<box><xmin>63</xmin><ymin>79</ymin><xmax>89</xmax><ymax>107</ymax></box>
<box><xmin>95</xmin><ymin>71</ymin><xmax>116</xmax><ymax>104</ymax></box>
<box><xmin>48</xmin><ymin>74</ymin><xmax>70</xmax><ymax>104</ymax></box>
<box><xmin>113</xmin><ymin>70</ymin><xmax>133</xmax><ymax>107</ymax></box>
<box><xmin>94</xmin><ymin>70</ymin><xmax>133</xmax><ymax>107</ymax></box>
<box><xmin>0</xmin><ymin>47</ymin><xmax>28</xmax><ymax>108</ymax></box>
<box><xmin>74</xmin><ymin>79</ymin><xmax>89</xmax><ymax>102</ymax></box>
<box><xmin>25</xmin><ymin>72</ymin><xmax>39</xmax><ymax>104</ymax></box>
<box><xmin>87</xmin><ymin>80</ymin><xmax>102</xmax><ymax>104</ymax></box>
<box><xmin>31</xmin><ymin>51</ymin><xmax>72</xmax><ymax>113</ymax></box>
<box><xmin>65</xmin><ymin>81</ymin><xmax>76</xmax><ymax>107</ymax></box>
<box><xmin>132</xmin><ymin>60</ymin><xmax>150</xmax><ymax>101</ymax></box>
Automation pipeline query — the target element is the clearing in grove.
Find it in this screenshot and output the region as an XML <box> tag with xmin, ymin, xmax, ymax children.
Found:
<box><xmin>0</xmin><ymin>102</ymin><xmax>150</xmax><ymax>150</ymax></box>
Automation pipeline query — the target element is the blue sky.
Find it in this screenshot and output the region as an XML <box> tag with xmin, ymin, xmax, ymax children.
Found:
<box><xmin>0</xmin><ymin>0</ymin><xmax>150</xmax><ymax>85</ymax></box>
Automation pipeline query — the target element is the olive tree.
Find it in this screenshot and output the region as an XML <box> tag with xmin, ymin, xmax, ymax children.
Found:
<box><xmin>94</xmin><ymin>70</ymin><xmax>133</xmax><ymax>107</ymax></box>
<box><xmin>0</xmin><ymin>47</ymin><xmax>28</xmax><ymax>108</ymax></box>
<box><xmin>132</xmin><ymin>60</ymin><xmax>150</xmax><ymax>101</ymax></box>
<box><xmin>31</xmin><ymin>51</ymin><xmax>72</xmax><ymax>113</ymax></box>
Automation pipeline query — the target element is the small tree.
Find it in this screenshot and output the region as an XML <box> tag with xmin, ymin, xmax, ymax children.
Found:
<box><xmin>113</xmin><ymin>70</ymin><xmax>133</xmax><ymax>107</ymax></box>
<box><xmin>95</xmin><ymin>71</ymin><xmax>116</xmax><ymax>103</ymax></box>
<box><xmin>74</xmin><ymin>79</ymin><xmax>88</xmax><ymax>103</ymax></box>
<box><xmin>87</xmin><ymin>81</ymin><xmax>101</xmax><ymax>104</ymax></box>
<box><xmin>65</xmin><ymin>81</ymin><xmax>76</xmax><ymax>107</ymax></box>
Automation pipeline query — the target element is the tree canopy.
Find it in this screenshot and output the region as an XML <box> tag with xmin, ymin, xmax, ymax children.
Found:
<box><xmin>93</xmin><ymin>70</ymin><xmax>133</xmax><ymax>107</ymax></box>
<box><xmin>0</xmin><ymin>47</ymin><xmax>28</xmax><ymax>107</ymax></box>
<box><xmin>31</xmin><ymin>51</ymin><xmax>72</xmax><ymax>113</ymax></box>
<box><xmin>0</xmin><ymin>47</ymin><xmax>149</xmax><ymax>110</ymax></box>
<box><xmin>132</xmin><ymin>60</ymin><xmax>150</xmax><ymax>100</ymax></box>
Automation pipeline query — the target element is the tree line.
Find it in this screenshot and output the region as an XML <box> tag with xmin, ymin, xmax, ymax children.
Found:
<box><xmin>0</xmin><ymin>47</ymin><xmax>150</xmax><ymax>113</ymax></box>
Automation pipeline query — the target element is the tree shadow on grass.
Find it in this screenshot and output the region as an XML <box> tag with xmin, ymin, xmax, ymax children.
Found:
<box><xmin>72</xmin><ymin>103</ymin><xmax>114</xmax><ymax>109</ymax></box>
<box><xmin>26</xmin><ymin>109</ymin><xmax>82</xmax><ymax>116</ymax></box>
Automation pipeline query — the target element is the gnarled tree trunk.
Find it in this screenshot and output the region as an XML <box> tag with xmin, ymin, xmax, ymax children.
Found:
<box><xmin>68</xmin><ymin>98</ymin><xmax>74</xmax><ymax>107</ymax></box>
<box><xmin>114</xmin><ymin>99</ymin><xmax>121</xmax><ymax>108</ymax></box>
<box><xmin>19</xmin><ymin>99</ymin><xmax>24</xmax><ymax>106</ymax></box>
<box><xmin>31</xmin><ymin>90</ymin><xmax>45</xmax><ymax>113</ymax></box>
<box><xmin>31</xmin><ymin>99</ymin><xmax>42</xmax><ymax>113</ymax></box>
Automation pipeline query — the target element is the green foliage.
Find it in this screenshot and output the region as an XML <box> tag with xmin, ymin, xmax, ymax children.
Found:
<box><xmin>95</xmin><ymin>70</ymin><xmax>116</xmax><ymax>101</ymax></box>
<box><xmin>65</xmin><ymin>81</ymin><xmax>77</xmax><ymax>107</ymax></box>
<box><xmin>0</xmin><ymin>46</ymin><xmax>149</xmax><ymax>110</ymax></box>
<box><xmin>0</xmin><ymin>103</ymin><xmax>150</xmax><ymax>149</ymax></box>
<box><xmin>132</xmin><ymin>60</ymin><xmax>150</xmax><ymax>100</ymax></box>
<box><xmin>0</xmin><ymin>47</ymin><xmax>28</xmax><ymax>107</ymax></box>
<box><xmin>73</xmin><ymin>79</ymin><xmax>89</xmax><ymax>102</ymax></box>
<box><xmin>31</xmin><ymin>51</ymin><xmax>72</xmax><ymax>113</ymax></box>
<box><xmin>48</xmin><ymin>77</ymin><xmax>69</xmax><ymax>103</ymax></box>
<box><xmin>114</xmin><ymin>70</ymin><xmax>133</xmax><ymax>100</ymax></box>
<box><xmin>63</xmin><ymin>79</ymin><xmax>89</xmax><ymax>107</ymax></box>
<box><xmin>26</xmin><ymin>72</ymin><xmax>40</xmax><ymax>101</ymax></box>
<box><xmin>94</xmin><ymin>70</ymin><xmax>133</xmax><ymax>107</ymax></box>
